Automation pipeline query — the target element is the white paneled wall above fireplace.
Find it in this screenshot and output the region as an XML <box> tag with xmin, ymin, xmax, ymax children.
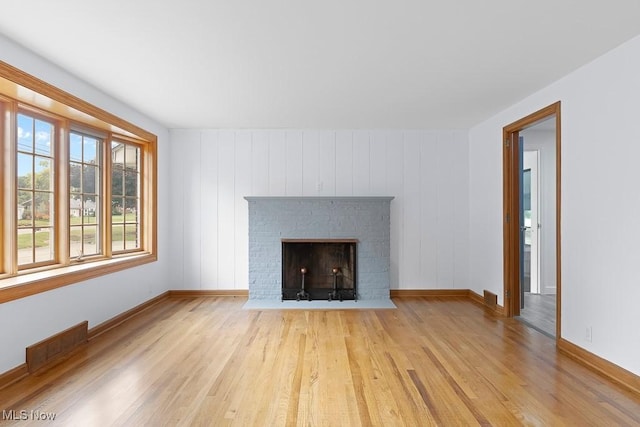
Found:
<box><xmin>169</xmin><ymin>129</ymin><xmax>469</xmax><ymax>291</ymax></box>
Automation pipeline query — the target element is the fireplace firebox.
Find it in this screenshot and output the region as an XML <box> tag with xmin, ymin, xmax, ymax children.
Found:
<box><xmin>282</xmin><ymin>239</ymin><xmax>357</xmax><ymax>301</ymax></box>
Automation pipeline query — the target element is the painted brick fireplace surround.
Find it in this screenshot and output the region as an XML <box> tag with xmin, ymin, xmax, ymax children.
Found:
<box><xmin>245</xmin><ymin>197</ymin><xmax>393</xmax><ymax>301</ymax></box>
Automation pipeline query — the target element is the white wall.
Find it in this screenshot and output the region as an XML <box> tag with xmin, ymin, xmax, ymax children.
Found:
<box><xmin>0</xmin><ymin>35</ymin><xmax>171</xmax><ymax>373</ymax></box>
<box><xmin>169</xmin><ymin>129</ymin><xmax>469</xmax><ymax>293</ymax></box>
<box><xmin>469</xmin><ymin>35</ymin><xmax>640</xmax><ymax>375</ymax></box>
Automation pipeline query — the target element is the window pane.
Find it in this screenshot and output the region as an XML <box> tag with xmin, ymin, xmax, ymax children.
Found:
<box><xmin>112</xmin><ymin>225</ymin><xmax>124</xmax><ymax>252</ymax></box>
<box><xmin>84</xmin><ymin>137</ymin><xmax>98</xmax><ymax>163</ymax></box>
<box><xmin>70</xmin><ymin>133</ymin><xmax>82</xmax><ymax>162</ymax></box>
<box><xmin>124</xmin><ymin>171</ymin><xmax>138</xmax><ymax>197</ymax></box>
<box><xmin>112</xmin><ymin>169</ymin><xmax>124</xmax><ymax>197</ymax></box>
<box><xmin>70</xmin><ymin>225</ymin><xmax>82</xmax><ymax>258</ymax></box>
<box><xmin>83</xmin><ymin>196</ymin><xmax>97</xmax><ymax>224</ymax></box>
<box><xmin>70</xmin><ymin>163</ymin><xmax>82</xmax><ymax>194</ymax></box>
<box><xmin>83</xmin><ymin>165</ymin><xmax>98</xmax><ymax>194</ymax></box>
<box><xmin>34</xmin><ymin>157</ymin><xmax>53</xmax><ymax>191</ymax></box>
<box><xmin>112</xmin><ymin>197</ymin><xmax>124</xmax><ymax>220</ymax></box>
<box><xmin>112</xmin><ymin>142</ymin><xmax>124</xmax><ymax>167</ymax></box>
<box><xmin>70</xmin><ymin>196</ymin><xmax>81</xmax><ymax>221</ymax></box>
<box><xmin>34</xmin><ymin>228</ymin><xmax>54</xmax><ymax>263</ymax></box>
<box><xmin>18</xmin><ymin>230</ymin><xmax>34</xmax><ymax>265</ymax></box>
<box><xmin>18</xmin><ymin>190</ymin><xmax>32</xmax><ymax>226</ymax></box>
<box><xmin>125</xmin><ymin>201</ymin><xmax>139</xmax><ymax>222</ymax></box>
<box><xmin>17</xmin><ymin>114</ymin><xmax>33</xmax><ymax>152</ymax></box>
<box><xmin>83</xmin><ymin>225</ymin><xmax>98</xmax><ymax>256</ymax></box>
<box><xmin>34</xmin><ymin>191</ymin><xmax>54</xmax><ymax>227</ymax></box>
<box><xmin>124</xmin><ymin>202</ymin><xmax>136</xmax><ymax>219</ymax></box>
<box><xmin>17</xmin><ymin>153</ymin><xmax>33</xmax><ymax>189</ymax></box>
<box><xmin>125</xmin><ymin>224</ymin><xmax>139</xmax><ymax>250</ymax></box>
<box><xmin>34</xmin><ymin>119</ymin><xmax>53</xmax><ymax>156</ymax></box>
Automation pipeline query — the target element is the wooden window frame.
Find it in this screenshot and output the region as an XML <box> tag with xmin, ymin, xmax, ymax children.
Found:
<box><xmin>16</xmin><ymin>109</ymin><xmax>60</xmax><ymax>269</ymax></box>
<box><xmin>109</xmin><ymin>138</ymin><xmax>144</xmax><ymax>255</ymax></box>
<box><xmin>0</xmin><ymin>61</ymin><xmax>157</xmax><ymax>304</ymax></box>
<box><xmin>68</xmin><ymin>129</ymin><xmax>104</xmax><ymax>260</ymax></box>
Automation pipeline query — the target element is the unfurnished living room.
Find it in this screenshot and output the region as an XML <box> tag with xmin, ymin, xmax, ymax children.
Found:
<box><xmin>1</xmin><ymin>1</ymin><xmax>640</xmax><ymax>425</ymax></box>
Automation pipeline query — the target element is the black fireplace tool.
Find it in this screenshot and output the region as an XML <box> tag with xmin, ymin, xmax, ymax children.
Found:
<box><xmin>328</xmin><ymin>268</ymin><xmax>343</xmax><ymax>301</ymax></box>
<box><xmin>296</xmin><ymin>267</ymin><xmax>311</xmax><ymax>301</ymax></box>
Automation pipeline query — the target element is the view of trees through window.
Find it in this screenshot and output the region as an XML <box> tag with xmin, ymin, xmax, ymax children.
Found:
<box><xmin>17</xmin><ymin>113</ymin><xmax>55</xmax><ymax>266</ymax></box>
<box><xmin>13</xmin><ymin>113</ymin><xmax>143</xmax><ymax>268</ymax></box>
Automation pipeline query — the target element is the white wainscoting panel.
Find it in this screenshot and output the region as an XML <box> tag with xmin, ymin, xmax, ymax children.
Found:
<box><xmin>170</xmin><ymin>129</ymin><xmax>469</xmax><ymax>290</ymax></box>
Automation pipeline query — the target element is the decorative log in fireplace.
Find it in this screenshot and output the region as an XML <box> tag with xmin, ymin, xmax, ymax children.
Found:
<box><xmin>281</xmin><ymin>239</ymin><xmax>357</xmax><ymax>301</ymax></box>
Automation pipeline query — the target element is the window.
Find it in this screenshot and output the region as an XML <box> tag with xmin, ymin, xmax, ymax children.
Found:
<box><xmin>70</xmin><ymin>131</ymin><xmax>102</xmax><ymax>259</ymax></box>
<box><xmin>17</xmin><ymin>113</ymin><xmax>56</xmax><ymax>267</ymax></box>
<box><xmin>111</xmin><ymin>140</ymin><xmax>141</xmax><ymax>253</ymax></box>
<box><xmin>0</xmin><ymin>61</ymin><xmax>157</xmax><ymax>303</ymax></box>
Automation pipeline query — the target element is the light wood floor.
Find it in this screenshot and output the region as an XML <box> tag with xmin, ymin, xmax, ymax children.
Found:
<box><xmin>1</xmin><ymin>296</ymin><xmax>639</xmax><ymax>426</ymax></box>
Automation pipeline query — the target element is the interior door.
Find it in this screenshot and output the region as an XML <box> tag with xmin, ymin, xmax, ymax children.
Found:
<box><xmin>523</xmin><ymin>150</ymin><xmax>540</xmax><ymax>295</ymax></box>
<box><xmin>519</xmin><ymin>137</ymin><xmax>525</xmax><ymax>309</ymax></box>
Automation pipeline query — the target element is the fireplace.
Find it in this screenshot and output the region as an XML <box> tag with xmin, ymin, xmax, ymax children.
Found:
<box><xmin>282</xmin><ymin>239</ymin><xmax>357</xmax><ymax>301</ymax></box>
<box><xmin>245</xmin><ymin>196</ymin><xmax>393</xmax><ymax>301</ymax></box>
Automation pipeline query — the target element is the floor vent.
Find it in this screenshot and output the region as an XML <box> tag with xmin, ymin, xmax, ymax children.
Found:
<box><xmin>26</xmin><ymin>321</ymin><xmax>88</xmax><ymax>373</ymax></box>
<box><xmin>483</xmin><ymin>290</ymin><xmax>498</xmax><ymax>309</ymax></box>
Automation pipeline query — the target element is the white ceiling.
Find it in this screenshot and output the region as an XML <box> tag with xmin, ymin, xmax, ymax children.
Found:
<box><xmin>1</xmin><ymin>1</ymin><xmax>640</xmax><ymax>129</ymax></box>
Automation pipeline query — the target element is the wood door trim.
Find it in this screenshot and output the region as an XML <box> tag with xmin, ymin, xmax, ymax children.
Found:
<box><xmin>502</xmin><ymin>128</ymin><xmax>518</xmax><ymax>317</ymax></box>
<box><xmin>503</xmin><ymin>102</ymin><xmax>561</xmax><ymax>341</ymax></box>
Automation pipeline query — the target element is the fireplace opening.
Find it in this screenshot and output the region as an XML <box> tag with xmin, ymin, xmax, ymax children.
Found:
<box><xmin>282</xmin><ymin>239</ymin><xmax>357</xmax><ymax>301</ymax></box>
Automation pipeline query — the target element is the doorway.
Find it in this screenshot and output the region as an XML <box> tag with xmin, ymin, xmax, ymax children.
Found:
<box><xmin>503</xmin><ymin>102</ymin><xmax>561</xmax><ymax>340</ymax></box>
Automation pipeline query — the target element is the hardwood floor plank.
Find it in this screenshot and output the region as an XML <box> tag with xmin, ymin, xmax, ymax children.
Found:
<box><xmin>1</xmin><ymin>296</ymin><xmax>639</xmax><ymax>426</ymax></box>
<box><xmin>345</xmin><ymin>337</ymin><xmax>375</xmax><ymax>426</ymax></box>
<box><xmin>420</xmin><ymin>345</ymin><xmax>492</xmax><ymax>426</ymax></box>
<box><xmin>285</xmin><ymin>333</ymin><xmax>305</xmax><ymax>427</ymax></box>
<box><xmin>407</xmin><ymin>369</ymin><xmax>445</xmax><ymax>425</ymax></box>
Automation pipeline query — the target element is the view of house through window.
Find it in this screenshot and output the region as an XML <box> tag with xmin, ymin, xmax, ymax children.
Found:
<box><xmin>15</xmin><ymin>117</ymin><xmax>146</xmax><ymax>267</ymax></box>
<box><xmin>111</xmin><ymin>141</ymin><xmax>141</xmax><ymax>252</ymax></box>
<box><xmin>70</xmin><ymin>131</ymin><xmax>102</xmax><ymax>259</ymax></box>
<box><xmin>11</xmin><ymin>113</ymin><xmax>148</xmax><ymax>268</ymax></box>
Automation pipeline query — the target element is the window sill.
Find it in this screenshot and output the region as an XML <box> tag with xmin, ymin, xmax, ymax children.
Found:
<box><xmin>0</xmin><ymin>253</ymin><xmax>157</xmax><ymax>304</ymax></box>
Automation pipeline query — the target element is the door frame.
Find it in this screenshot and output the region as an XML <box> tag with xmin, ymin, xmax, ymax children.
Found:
<box><xmin>503</xmin><ymin>101</ymin><xmax>561</xmax><ymax>340</ymax></box>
